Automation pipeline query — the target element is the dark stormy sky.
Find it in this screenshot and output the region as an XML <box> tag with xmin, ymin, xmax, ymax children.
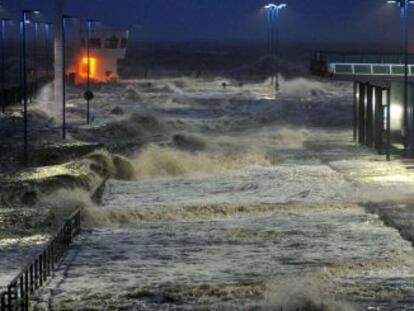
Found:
<box><xmin>0</xmin><ymin>0</ymin><xmax>407</xmax><ymax>45</ymax></box>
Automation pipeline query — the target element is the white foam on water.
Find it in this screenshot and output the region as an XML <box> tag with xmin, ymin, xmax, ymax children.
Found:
<box><xmin>18</xmin><ymin>75</ymin><xmax>414</xmax><ymax>310</ymax></box>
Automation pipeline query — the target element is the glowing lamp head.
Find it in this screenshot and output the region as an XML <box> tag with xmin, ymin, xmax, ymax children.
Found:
<box><xmin>265</xmin><ymin>3</ymin><xmax>287</xmax><ymax>11</ymax></box>
<box><xmin>387</xmin><ymin>0</ymin><xmax>414</xmax><ymax>6</ymax></box>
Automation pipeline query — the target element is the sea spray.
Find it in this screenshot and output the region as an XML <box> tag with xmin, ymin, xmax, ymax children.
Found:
<box><xmin>37</xmin><ymin>188</ymin><xmax>112</xmax><ymax>228</ymax></box>
<box><xmin>113</xmin><ymin>154</ymin><xmax>136</xmax><ymax>180</ymax></box>
<box><xmin>32</xmin><ymin>83</ymin><xmax>59</xmax><ymax>120</ymax></box>
<box><xmin>83</xmin><ymin>150</ymin><xmax>136</xmax><ymax>181</ymax></box>
<box><xmin>278</xmin><ymin>76</ymin><xmax>347</xmax><ymax>98</ymax></box>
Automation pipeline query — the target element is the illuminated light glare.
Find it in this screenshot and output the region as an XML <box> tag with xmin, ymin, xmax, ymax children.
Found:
<box><xmin>79</xmin><ymin>57</ymin><xmax>97</xmax><ymax>79</ymax></box>
<box><xmin>390</xmin><ymin>104</ymin><xmax>403</xmax><ymax>121</ymax></box>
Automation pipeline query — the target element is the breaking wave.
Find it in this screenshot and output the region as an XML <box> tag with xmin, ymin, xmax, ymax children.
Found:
<box><xmin>40</xmin><ymin>190</ymin><xmax>352</xmax><ymax>228</ymax></box>
<box><xmin>37</xmin><ymin>190</ymin><xmax>275</xmax><ymax>228</ymax></box>
<box><xmin>72</xmin><ymin>113</ymin><xmax>167</xmax><ymax>142</ymax></box>
<box><xmin>278</xmin><ymin>76</ymin><xmax>348</xmax><ymax>98</ymax></box>
<box><xmin>133</xmin><ymin>144</ymin><xmax>271</xmax><ymax>179</ymax></box>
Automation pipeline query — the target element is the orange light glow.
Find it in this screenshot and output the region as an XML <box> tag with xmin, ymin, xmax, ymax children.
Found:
<box><xmin>79</xmin><ymin>57</ymin><xmax>97</xmax><ymax>79</ymax></box>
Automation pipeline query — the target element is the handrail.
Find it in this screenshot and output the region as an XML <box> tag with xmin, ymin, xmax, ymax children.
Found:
<box><xmin>330</xmin><ymin>62</ymin><xmax>414</xmax><ymax>76</ymax></box>
<box><xmin>0</xmin><ymin>208</ymin><xmax>81</xmax><ymax>311</ymax></box>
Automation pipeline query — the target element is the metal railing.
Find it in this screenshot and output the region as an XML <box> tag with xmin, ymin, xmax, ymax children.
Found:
<box><xmin>0</xmin><ymin>208</ymin><xmax>81</xmax><ymax>311</ymax></box>
<box><xmin>330</xmin><ymin>63</ymin><xmax>414</xmax><ymax>76</ymax></box>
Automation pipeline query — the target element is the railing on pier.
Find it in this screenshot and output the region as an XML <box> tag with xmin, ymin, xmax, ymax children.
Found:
<box><xmin>0</xmin><ymin>208</ymin><xmax>81</xmax><ymax>311</ymax></box>
<box><xmin>310</xmin><ymin>51</ymin><xmax>414</xmax><ymax>77</ymax></box>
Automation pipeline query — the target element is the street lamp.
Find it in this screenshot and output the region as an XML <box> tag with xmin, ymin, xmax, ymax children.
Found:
<box><xmin>264</xmin><ymin>3</ymin><xmax>286</xmax><ymax>93</ymax></box>
<box><xmin>62</xmin><ymin>15</ymin><xmax>78</xmax><ymax>138</ymax></box>
<box><xmin>34</xmin><ymin>21</ymin><xmax>39</xmax><ymax>90</ymax></box>
<box><xmin>85</xmin><ymin>19</ymin><xmax>98</xmax><ymax>125</ymax></box>
<box><xmin>21</xmin><ymin>9</ymin><xmax>40</xmax><ymax>166</ymax></box>
<box><xmin>44</xmin><ymin>23</ymin><xmax>53</xmax><ymax>81</ymax></box>
<box><xmin>387</xmin><ymin>0</ymin><xmax>414</xmax><ymax>153</ymax></box>
<box><xmin>1</xmin><ymin>18</ymin><xmax>11</xmax><ymax>113</ymax></box>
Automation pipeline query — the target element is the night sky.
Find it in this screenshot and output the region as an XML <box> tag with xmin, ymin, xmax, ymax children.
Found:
<box><xmin>0</xmin><ymin>0</ymin><xmax>407</xmax><ymax>45</ymax></box>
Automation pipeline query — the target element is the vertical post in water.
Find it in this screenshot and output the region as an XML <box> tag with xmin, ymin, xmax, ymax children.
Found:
<box><xmin>44</xmin><ymin>24</ymin><xmax>50</xmax><ymax>82</ymax></box>
<box><xmin>55</xmin><ymin>0</ymin><xmax>64</xmax><ymax>139</ymax></box>
<box><xmin>268</xmin><ymin>12</ymin><xmax>273</xmax><ymax>86</ymax></box>
<box><xmin>62</xmin><ymin>17</ymin><xmax>66</xmax><ymax>138</ymax></box>
<box><xmin>387</xmin><ymin>87</ymin><xmax>392</xmax><ymax>161</ymax></box>
<box><xmin>86</xmin><ymin>20</ymin><xmax>91</xmax><ymax>124</ymax></box>
<box><xmin>358</xmin><ymin>83</ymin><xmax>366</xmax><ymax>144</ymax></box>
<box><xmin>375</xmin><ymin>87</ymin><xmax>383</xmax><ymax>154</ymax></box>
<box><xmin>22</xmin><ymin>12</ymin><xmax>28</xmax><ymax>166</ymax></box>
<box><xmin>34</xmin><ymin>22</ymin><xmax>38</xmax><ymax>93</ymax></box>
<box><xmin>402</xmin><ymin>1</ymin><xmax>412</xmax><ymax>154</ymax></box>
<box><xmin>353</xmin><ymin>81</ymin><xmax>358</xmax><ymax>141</ymax></box>
<box><xmin>366</xmin><ymin>84</ymin><xmax>374</xmax><ymax>147</ymax></box>
<box><xmin>275</xmin><ymin>7</ymin><xmax>280</xmax><ymax>92</ymax></box>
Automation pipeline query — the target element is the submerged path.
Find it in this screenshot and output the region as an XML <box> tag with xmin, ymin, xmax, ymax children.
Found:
<box><xmin>32</xmin><ymin>129</ymin><xmax>414</xmax><ymax>311</ymax></box>
<box><xmin>10</xmin><ymin>77</ymin><xmax>414</xmax><ymax>310</ymax></box>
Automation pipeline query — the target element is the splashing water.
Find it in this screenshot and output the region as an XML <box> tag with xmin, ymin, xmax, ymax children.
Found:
<box><xmin>32</xmin><ymin>83</ymin><xmax>59</xmax><ymax>120</ymax></box>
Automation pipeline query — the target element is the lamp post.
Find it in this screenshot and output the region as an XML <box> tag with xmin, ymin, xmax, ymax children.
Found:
<box><xmin>387</xmin><ymin>0</ymin><xmax>414</xmax><ymax>154</ymax></box>
<box><xmin>1</xmin><ymin>18</ymin><xmax>11</xmax><ymax>113</ymax></box>
<box><xmin>44</xmin><ymin>23</ymin><xmax>53</xmax><ymax>81</ymax></box>
<box><xmin>34</xmin><ymin>22</ymin><xmax>39</xmax><ymax>90</ymax></box>
<box><xmin>85</xmin><ymin>19</ymin><xmax>98</xmax><ymax>125</ymax></box>
<box><xmin>264</xmin><ymin>3</ymin><xmax>286</xmax><ymax>93</ymax></box>
<box><xmin>62</xmin><ymin>16</ymin><xmax>78</xmax><ymax>139</ymax></box>
<box><xmin>21</xmin><ymin>9</ymin><xmax>40</xmax><ymax>166</ymax></box>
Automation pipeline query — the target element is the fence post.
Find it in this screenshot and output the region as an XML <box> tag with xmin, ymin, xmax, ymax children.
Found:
<box><xmin>19</xmin><ymin>275</ymin><xmax>25</xmax><ymax>310</ymax></box>
<box><xmin>1</xmin><ymin>292</ymin><xmax>5</xmax><ymax>311</ymax></box>
<box><xmin>43</xmin><ymin>250</ymin><xmax>47</xmax><ymax>281</ymax></box>
<box><xmin>6</xmin><ymin>283</ymin><xmax>17</xmax><ymax>311</ymax></box>
<box><xmin>29</xmin><ymin>265</ymin><xmax>34</xmax><ymax>294</ymax></box>
<box><xmin>24</xmin><ymin>271</ymin><xmax>29</xmax><ymax>311</ymax></box>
